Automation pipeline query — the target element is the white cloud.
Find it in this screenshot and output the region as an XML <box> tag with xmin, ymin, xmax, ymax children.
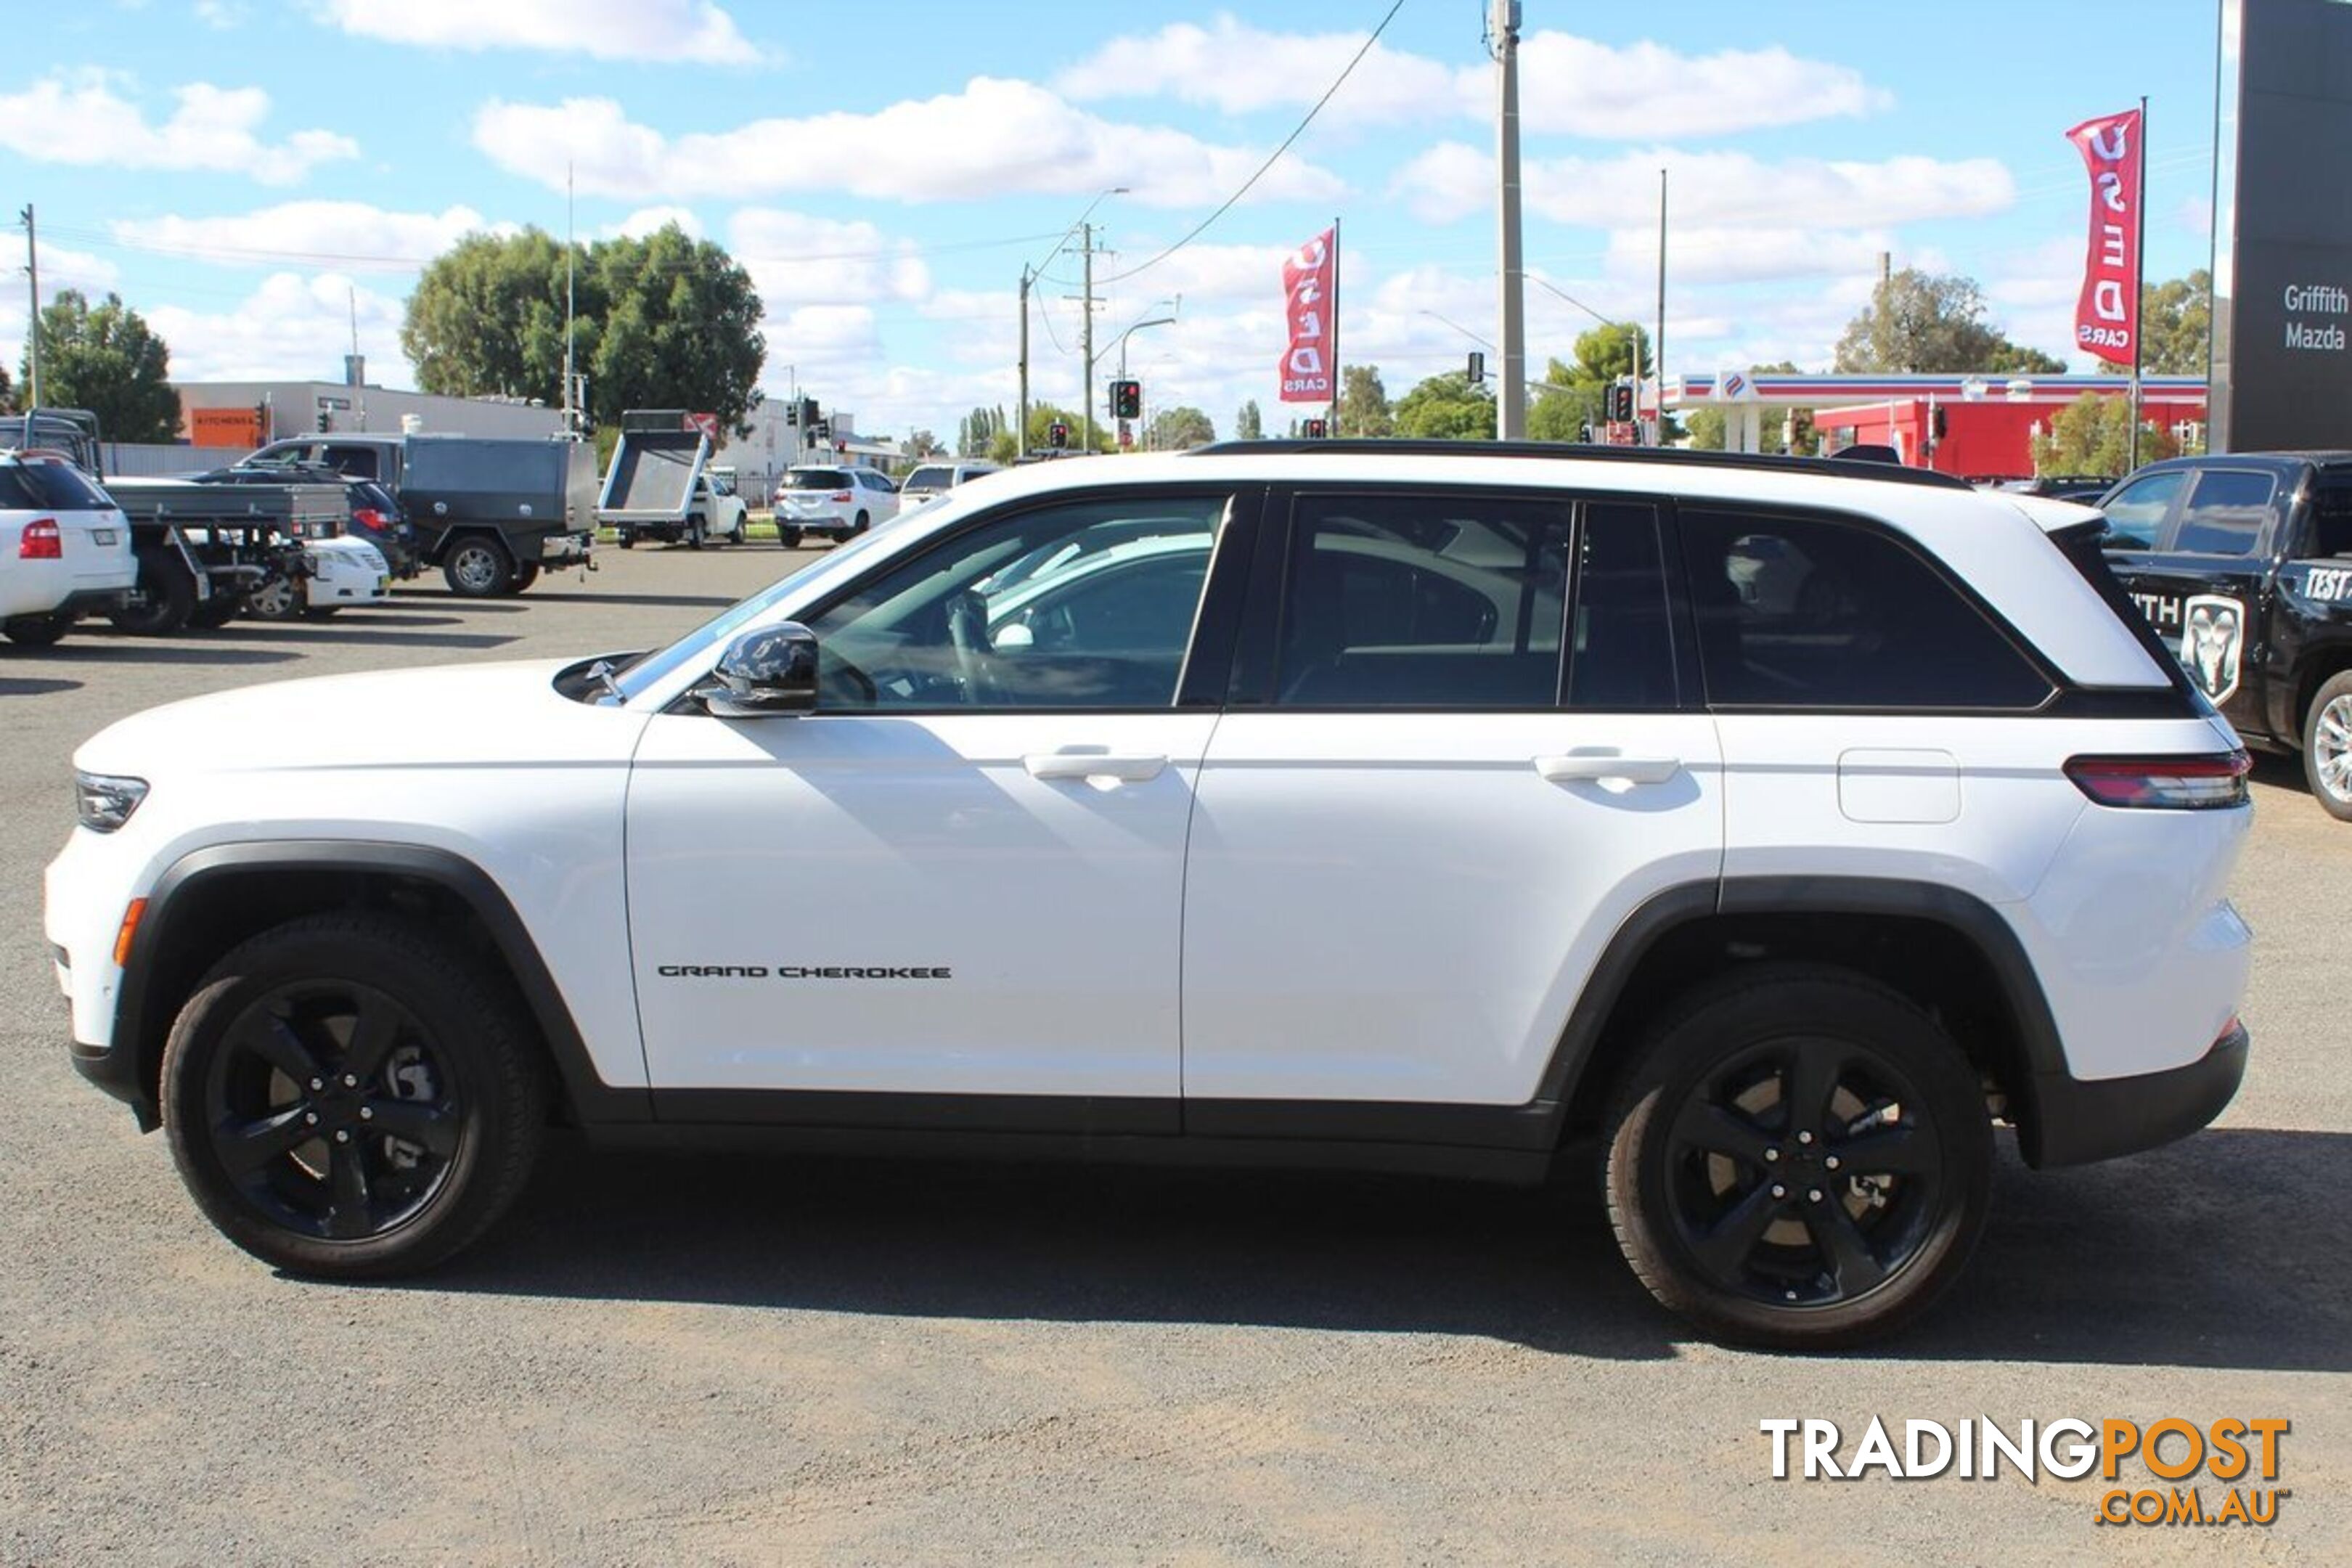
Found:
<box><xmin>314</xmin><ymin>0</ymin><xmax>759</xmax><ymax>65</ymax></box>
<box><xmin>195</xmin><ymin>0</ymin><xmax>249</xmax><ymax>26</ymax></box>
<box><xmin>1058</xmin><ymin>19</ymin><xmax>1888</xmax><ymax>141</ymax></box>
<box><xmin>1056</xmin><ymin>17</ymin><xmax>1452</xmax><ymax>126</ymax></box>
<box><xmin>729</xmin><ymin>210</ymin><xmax>928</xmax><ymax>309</ymax></box>
<box><xmin>0</xmin><ymin>72</ymin><xmax>356</xmax><ymax>184</ymax></box>
<box><xmin>112</xmin><ymin>202</ymin><xmax>502</xmax><ymax>271</ymax></box>
<box><xmin>605</xmin><ymin>205</ymin><xmax>703</xmax><ymax>240</ymax></box>
<box><xmin>470</xmin><ymin>81</ymin><xmax>1344</xmax><ymax>208</ymax></box>
<box><xmin>142</xmin><ymin>271</ymin><xmax>409</xmax><ymax>383</ymax></box>
<box><xmin>1392</xmin><ymin>143</ymin><xmax>2015</xmax><ymax>232</ymax></box>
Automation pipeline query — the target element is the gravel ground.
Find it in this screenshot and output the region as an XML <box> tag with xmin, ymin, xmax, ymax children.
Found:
<box><xmin>1</xmin><ymin>544</ymin><xmax>2344</xmax><ymax>1565</ymax></box>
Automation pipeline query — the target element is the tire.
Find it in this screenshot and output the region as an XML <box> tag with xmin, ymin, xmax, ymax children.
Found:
<box><xmin>2301</xmin><ymin>670</ymin><xmax>2352</xmax><ymax>822</ymax></box>
<box><xmin>501</xmin><ymin>563</ymin><xmax>540</xmax><ymax>596</ymax></box>
<box><xmin>686</xmin><ymin>515</ymin><xmax>706</xmax><ymax>551</ymax></box>
<box><xmin>854</xmin><ymin>510</ymin><xmax>870</xmax><ymax>534</ymax></box>
<box><xmin>301</xmin><ymin>607</ymin><xmax>341</xmax><ymax>621</ymax></box>
<box><xmin>2</xmin><ymin>611</ymin><xmax>72</xmax><ymax>647</ymax></box>
<box><xmin>617</xmin><ymin>531</ymin><xmax>636</xmax><ymax>550</ymax></box>
<box><xmin>244</xmin><ymin>571</ymin><xmax>303</xmax><ymax>622</ymax></box>
<box><xmin>441</xmin><ymin>537</ymin><xmax>513</xmax><ymax>598</ymax></box>
<box><xmin>187</xmin><ymin>596</ymin><xmax>240</xmax><ymax>630</ymax></box>
<box><xmin>160</xmin><ymin>913</ymin><xmax>547</xmax><ymax>1278</ymax></box>
<box><xmin>108</xmin><ymin>547</ymin><xmax>197</xmax><ymax>635</ymax></box>
<box><xmin>1602</xmin><ymin>965</ymin><xmax>1993</xmax><ymax>1350</ymax></box>
<box><xmin>778</xmin><ymin>527</ymin><xmax>802</xmax><ymax>550</ymax></box>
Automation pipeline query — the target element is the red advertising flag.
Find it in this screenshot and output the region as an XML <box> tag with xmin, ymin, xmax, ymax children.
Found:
<box><xmin>2066</xmin><ymin>108</ymin><xmax>2144</xmax><ymax>367</ymax></box>
<box><xmin>1278</xmin><ymin>226</ymin><xmax>1338</xmax><ymax>404</ymax></box>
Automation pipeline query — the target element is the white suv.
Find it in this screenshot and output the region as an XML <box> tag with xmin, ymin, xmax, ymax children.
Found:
<box><xmin>44</xmin><ymin>444</ymin><xmax>2253</xmax><ymax>1347</ymax></box>
<box><xmin>1</xmin><ymin>451</ymin><xmax>136</xmax><ymax>646</ymax></box>
<box><xmin>772</xmin><ymin>464</ymin><xmax>899</xmax><ymax>547</ymax></box>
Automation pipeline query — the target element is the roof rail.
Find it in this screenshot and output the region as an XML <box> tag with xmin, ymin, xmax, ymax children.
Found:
<box><xmin>1185</xmin><ymin>438</ymin><xmax>1977</xmax><ymax>491</ymax></box>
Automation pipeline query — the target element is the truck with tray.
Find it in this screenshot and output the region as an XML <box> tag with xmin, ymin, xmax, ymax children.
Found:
<box><xmin>100</xmin><ymin>476</ymin><xmax>354</xmax><ymax>634</ymax></box>
<box><xmin>598</xmin><ymin>410</ymin><xmax>747</xmax><ymax>550</ymax></box>
<box><xmin>249</xmin><ymin>433</ymin><xmax>597</xmax><ymax>597</ymax></box>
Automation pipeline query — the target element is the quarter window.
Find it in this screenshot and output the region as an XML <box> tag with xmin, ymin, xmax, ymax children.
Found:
<box><xmin>1681</xmin><ymin>509</ymin><xmax>2052</xmax><ymax>709</ymax></box>
<box><xmin>2171</xmin><ymin>470</ymin><xmax>2275</xmax><ymax>557</ymax></box>
<box><xmin>1274</xmin><ymin>494</ymin><xmax>1574</xmax><ymax>709</ymax></box>
<box><xmin>802</xmin><ymin>494</ymin><xmax>1228</xmax><ymax>710</ymax></box>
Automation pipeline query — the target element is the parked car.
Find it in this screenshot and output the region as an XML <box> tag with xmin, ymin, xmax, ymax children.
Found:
<box><xmin>47</xmin><ymin>441</ymin><xmax>2252</xmax><ymax>1349</ymax></box>
<box><xmin>199</xmin><ymin>461</ymin><xmax>419</xmax><ymax>574</ymax></box>
<box><xmin>2098</xmin><ymin>452</ymin><xmax>2352</xmax><ymax>817</ymax></box>
<box><xmin>897</xmin><ymin>460</ymin><xmax>1002</xmax><ymax>514</ymax></box>
<box><xmin>0</xmin><ymin>449</ymin><xmax>136</xmax><ymax>647</ymax></box>
<box><xmin>772</xmin><ymin>465</ymin><xmax>899</xmax><ymax>547</ymax></box>
<box><xmin>189</xmin><ymin>465</ymin><xmax>397</xmax><ymax>619</ymax></box>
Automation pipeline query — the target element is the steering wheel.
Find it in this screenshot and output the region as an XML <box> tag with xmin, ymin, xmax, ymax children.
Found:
<box><xmin>817</xmin><ymin>650</ymin><xmax>878</xmax><ymax>707</ymax></box>
<box><xmin>944</xmin><ymin>589</ymin><xmax>1002</xmax><ymax>704</ymax></box>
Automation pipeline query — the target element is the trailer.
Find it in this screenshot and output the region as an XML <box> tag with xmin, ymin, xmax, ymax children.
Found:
<box><xmin>100</xmin><ymin>476</ymin><xmax>351</xmax><ymax>634</ymax></box>
<box><xmin>598</xmin><ymin>410</ymin><xmax>747</xmax><ymax>549</ymax></box>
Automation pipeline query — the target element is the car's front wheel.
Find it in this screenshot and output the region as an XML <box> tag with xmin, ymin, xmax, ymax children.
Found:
<box><xmin>1604</xmin><ymin>967</ymin><xmax>1992</xmax><ymax>1350</ymax></box>
<box><xmin>161</xmin><ymin>915</ymin><xmax>547</xmax><ymax>1278</ymax></box>
<box><xmin>244</xmin><ymin>570</ymin><xmax>303</xmax><ymax>621</ymax></box>
<box><xmin>2302</xmin><ymin>671</ymin><xmax>2352</xmax><ymax>822</ymax></box>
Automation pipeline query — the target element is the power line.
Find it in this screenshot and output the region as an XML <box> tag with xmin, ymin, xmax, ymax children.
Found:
<box><xmin>1101</xmin><ymin>0</ymin><xmax>1409</xmax><ymax>287</ymax></box>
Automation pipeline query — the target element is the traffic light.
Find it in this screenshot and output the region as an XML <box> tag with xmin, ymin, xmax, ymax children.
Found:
<box><xmin>1302</xmin><ymin>417</ymin><xmax>1328</xmax><ymax>438</ymax></box>
<box><xmin>1466</xmin><ymin>351</ymin><xmax>1486</xmax><ymax>385</ymax></box>
<box><xmin>315</xmin><ymin>407</ymin><xmax>332</xmax><ymax>433</ymax></box>
<box><xmin>1110</xmin><ymin>379</ymin><xmax>1142</xmax><ymax>420</ymax></box>
<box><xmin>1048</xmin><ymin>420</ymin><xmax>1070</xmax><ymax>449</ymax></box>
<box><xmin>798</xmin><ymin>396</ymin><xmax>819</xmax><ymax>428</ymax></box>
<box><xmin>1606</xmin><ymin>381</ymin><xmax>1636</xmax><ymax>422</ymax></box>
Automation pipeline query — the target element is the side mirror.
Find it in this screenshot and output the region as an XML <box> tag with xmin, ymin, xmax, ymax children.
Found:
<box><xmin>698</xmin><ymin>623</ymin><xmax>819</xmax><ymax>717</ymax></box>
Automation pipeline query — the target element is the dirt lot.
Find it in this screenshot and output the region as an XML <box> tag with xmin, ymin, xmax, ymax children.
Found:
<box><xmin>2</xmin><ymin>547</ymin><xmax>2345</xmax><ymax>1564</ymax></box>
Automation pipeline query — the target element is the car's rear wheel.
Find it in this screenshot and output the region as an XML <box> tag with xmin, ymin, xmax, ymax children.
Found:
<box><xmin>854</xmin><ymin>510</ymin><xmax>870</xmax><ymax>534</ymax></box>
<box><xmin>778</xmin><ymin>526</ymin><xmax>802</xmax><ymax>550</ymax></box>
<box><xmin>187</xmin><ymin>595</ymin><xmax>240</xmax><ymax>629</ymax></box>
<box><xmin>2302</xmin><ymin>671</ymin><xmax>2352</xmax><ymax>821</ymax></box>
<box><xmin>616</xmin><ymin>530</ymin><xmax>636</xmax><ymax>550</ymax></box>
<box><xmin>442</xmin><ymin>537</ymin><xmax>513</xmax><ymax>597</ymax></box>
<box><xmin>2</xmin><ymin>611</ymin><xmax>73</xmax><ymax>647</ymax></box>
<box><xmin>161</xmin><ymin>915</ymin><xmax>546</xmax><ymax>1278</ymax></box>
<box><xmin>1604</xmin><ymin>967</ymin><xmax>1992</xmax><ymax>1350</ymax></box>
<box><xmin>108</xmin><ymin>547</ymin><xmax>197</xmax><ymax>635</ymax></box>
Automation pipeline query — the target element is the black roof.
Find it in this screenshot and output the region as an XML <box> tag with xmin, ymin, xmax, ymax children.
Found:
<box><xmin>1185</xmin><ymin>438</ymin><xmax>1975</xmax><ymax>491</ymax></box>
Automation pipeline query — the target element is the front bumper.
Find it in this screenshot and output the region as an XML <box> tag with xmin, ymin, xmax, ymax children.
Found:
<box><xmin>68</xmin><ymin>1034</ymin><xmax>155</xmax><ymax>1129</ymax></box>
<box><xmin>2024</xmin><ymin>1020</ymin><xmax>2249</xmax><ymax>1167</ymax></box>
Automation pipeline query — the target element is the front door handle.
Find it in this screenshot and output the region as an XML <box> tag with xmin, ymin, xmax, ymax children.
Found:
<box><xmin>1024</xmin><ymin>751</ymin><xmax>1169</xmax><ymax>784</ymax></box>
<box><xmin>1535</xmin><ymin>753</ymin><xmax>1683</xmax><ymax>786</ymax></box>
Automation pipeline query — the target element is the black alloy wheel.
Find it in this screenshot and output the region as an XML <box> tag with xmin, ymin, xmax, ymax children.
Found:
<box><xmin>1605</xmin><ymin>968</ymin><xmax>1991</xmax><ymax>1349</ymax></box>
<box><xmin>163</xmin><ymin>915</ymin><xmax>544</xmax><ymax>1277</ymax></box>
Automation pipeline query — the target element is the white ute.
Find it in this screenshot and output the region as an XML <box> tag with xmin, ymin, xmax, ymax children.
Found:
<box><xmin>45</xmin><ymin>442</ymin><xmax>2254</xmax><ymax>1347</ymax></box>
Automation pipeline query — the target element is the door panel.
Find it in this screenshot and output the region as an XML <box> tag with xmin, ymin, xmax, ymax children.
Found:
<box><xmin>1180</xmin><ymin>711</ymin><xmax>1723</xmax><ymax>1105</ymax></box>
<box><xmin>627</xmin><ymin>710</ymin><xmax>1216</xmax><ymax>1095</ymax></box>
<box><xmin>2112</xmin><ymin>468</ymin><xmax>2278</xmax><ymax>737</ymax></box>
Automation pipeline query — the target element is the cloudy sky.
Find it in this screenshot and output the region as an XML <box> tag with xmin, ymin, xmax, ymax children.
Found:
<box><xmin>4</xmin><ymin>0</ymin><xmax>2226</xmax><ymax>443</ymax></box>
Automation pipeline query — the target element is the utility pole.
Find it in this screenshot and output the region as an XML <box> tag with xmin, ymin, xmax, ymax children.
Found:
<box><xmin>1493</xmin><ymin>0</ymin><xmax>1526</xmax><ymax>438</ymax></box>
<box><xmin>1655</xmin><ymin>168</ymin><xmax>1667</xmax><ymax>443</ymax></box>
<box><xmin>1081</xmin><ymin>221</ymin><xmax>1098</xmax><ymax>453</ymax></box>
<box><xmin>21</xmin><ymin>204</ymin><xmax>39</xmax><ymax>410</ymax></box>
<box><xmin>1016</xmin><ymin>266</ymin><xmax>1031</xmax><ymax>459</ymax></box>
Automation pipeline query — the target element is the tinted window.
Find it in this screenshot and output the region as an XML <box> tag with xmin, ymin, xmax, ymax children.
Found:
<box><xmin>1681</xmin><ymin>509</ymin><xmax>2052</xmax><ymax>709</ymax></box>
<box><xmin>322</xmin><ymin>445</ymin><xmax>382</xmax><ymax>480</ymax></box>
<box><xmin>804</xmin><ymin>493</ymin><xmax>1228</xmax><ymax>709</ymax></box>
<box><xmin>1568</xmin><ymin>503</ymin><xmax>1678</xmax><ymax>710</ymax></box>
<box><xmin>0</xmin><ymin>460</ymin><xmax>111</xmax><ymax>510</ymax></box>
<box><xmin>2171</xmin><ymin>470</ymin><xmax>2275</xmax><ymax>556</ymax></box>
<box><xmin>2100</xmin><ymin>470</ymin><xmax>2185</xmax><ymax>549</ymax></box>
<box><xmin>905</xmin><ymin>465</ymin><xmax>954</xmax><ymax>493</ymax></box>
<box><xmin>2310</xmin><ymin>484</ymin><xmax>2352</xmax><ymax>558</ymax></box>
<box><xmin>783</xmin><ymin>469</ymin><xmax>851</xmax><ymax>489</ymax></box>
<box><xmin>1275</xmin><ymin>494</ymin><xmax>1573</xmax><ymax>709</ymax></box>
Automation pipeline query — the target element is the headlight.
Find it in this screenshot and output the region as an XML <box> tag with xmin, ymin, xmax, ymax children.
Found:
<box><xmin>75</xmin><ymin>772</ymin><xmax>149</xmax><ymax>833</ymax></box>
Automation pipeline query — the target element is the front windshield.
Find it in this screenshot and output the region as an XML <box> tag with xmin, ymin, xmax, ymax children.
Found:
<box><xmin>610</xmin><ymin>523</ymin><xmax>907</xmax><ymax>701</ymax></box>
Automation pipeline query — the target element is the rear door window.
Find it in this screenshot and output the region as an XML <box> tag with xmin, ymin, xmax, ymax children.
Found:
<box><xmin>2167</xmin><ymin>470</ymin><xmax>2275</xmax><ymax>557</ymax></box>
<box><xmin>0</xmin><ymin>460</ymin><xmax>112</xmax><ymax>511</ymax></box>
<box><xmin>1681</xmin><ymin>509</ymin><xmax>2052</xmax><ymax>709</ymax></box>
<box><xmin>783</xmin><ymin>470</ymin><xmax>851</xmax><ymax>490</ymax></box>
<box><xmin>2099</xmin><ymin>470</ymin><xmax>2186</xmax><ymax>549</ymax></box>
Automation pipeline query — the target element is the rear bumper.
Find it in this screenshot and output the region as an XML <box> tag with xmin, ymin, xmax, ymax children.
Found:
<box><xmin>537</xmin><ymin>531</ymin><xmax>595</xmax><ymax>565</ymax></box>
<box><xmin>2024</xmin><ymin>1020</ymin><xmax>2248</xmax><ymax>1168</ymax></box>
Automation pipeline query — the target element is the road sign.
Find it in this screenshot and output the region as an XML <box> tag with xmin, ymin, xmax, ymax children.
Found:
<box><xmin>685</xmin><ymin>412</ymin><xmax>721</xmax><ymax>441</ymax></box>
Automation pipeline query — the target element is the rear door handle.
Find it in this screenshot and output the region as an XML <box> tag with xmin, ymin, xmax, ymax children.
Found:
<box><xmin>1534</xmin><ymin>754</ymin><xmax>1683</xmax><ymax>786</ymax></box>
<box><xmin>1024</xmin><ymin>752</ymin><xmax>1169</xmax><ymax>784</ymax></box>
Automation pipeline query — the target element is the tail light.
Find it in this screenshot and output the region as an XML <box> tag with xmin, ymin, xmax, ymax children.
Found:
<box><xmin>2065</xmin><ymin>750</ymin><xmax>2250</xmax><ymax>809</ymax></box>
<box><xmin>17</xmin><ymin>518</ymin><xmax>60</xmax><ymax>559</ymax></box>
<box><xmin>831</xmin><ymin>490</ymin><xmax>853</xmax><ymax>502</ymax></box>
<box><xmin>351</xmin><ymin>507</ymin><xmax>385</xmax><ymax>530</ymax></box>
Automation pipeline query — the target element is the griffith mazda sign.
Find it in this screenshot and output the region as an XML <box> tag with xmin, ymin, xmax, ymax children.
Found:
<box><xmin>2213</xmin><ymin>0</ymin><xmax>2352</xmax><ymax>452</ymax></box>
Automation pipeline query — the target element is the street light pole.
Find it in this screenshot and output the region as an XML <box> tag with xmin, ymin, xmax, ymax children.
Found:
<box><xmin>1082</xmin><ymin>221</ymin><xmax>1096</xmax><ymax>454</ymax></box>
<box><xmin>1493</xmin><ymin>0</ymin><xmax>1527</xmax><ymax>438</ymax></box>
<box><xmin>1017</xmin><ymin>267</ymin><xmax>1032</xmax><ymax>459</ymax></box>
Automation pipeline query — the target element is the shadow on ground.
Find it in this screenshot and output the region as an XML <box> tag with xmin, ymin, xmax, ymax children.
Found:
<box><xmin>411</xmin><ymin>1127</ymin><xmax>2351</xmax><ymax>1371</ymax></box>
<box><xmin>0</xmin><ymin>677</ymin><xmax>83</xmax><ymax>696</ymax></box>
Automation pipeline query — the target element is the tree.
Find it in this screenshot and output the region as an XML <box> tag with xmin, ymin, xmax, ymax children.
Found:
<box><xmin>1987</xmin><ymin>342</ymin><xmax>2067</xmax><ymax>375</ymax></box>
<box><xmin>2141</xmin><ymin>269</ymin><xmax>2212</xmax><ymax>376</ymax></box>
<box><xmin>1145</xmin><ymin>405</ymin><xmax>1214</xmax><ymax>450</ymax></box>
<box><xmin>24</xmin><ymin>290</ymin><xmax>179</xmax><ymax>441</ymax></box>
<box><xmin>905</xmin><ymin>428</ymin><xmax>944</xmax><ymax>459</ymax></box>
<box><xmin>1336</xmin><ymin>364</ymin><xmax>1392</xmax><ymax>437</ymax></box>
<box><xmin>1834</xmin><ymin>268</ymin><xmax>2058</xmax><ymax>374</ymax></box>
<box><xmin>402</xmin><ymin>224</ymin><xmax>765</xmax><ymax>434</ymax></box>
<box><xmin>1527</xmin><ymin>359</ymin><xmax>1597</xmax><ymax>443</ymax></box>
<box><xmin>0</xmin><ymin>361</ymin><xmax>15</xmax><ymax>413</ymax></box>
<box><xmin>1235</xmin><ymin>399</ymin><xmax>1263</xmax><ymax>440</ymax></box>
<box><xmin>1394</xmin><ymin>373</ymin><xmax>1495</xmax><ymax>440</ymax></box>
<box><xmin>985</xmin><ymin>402</ymin><xmax>1111</xmax><ymax>465</ymax></box>
<box><xmin>2029</xmin><ymin>392</ymin><xmax>2181</xmax><ymax>476</ymax></box>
